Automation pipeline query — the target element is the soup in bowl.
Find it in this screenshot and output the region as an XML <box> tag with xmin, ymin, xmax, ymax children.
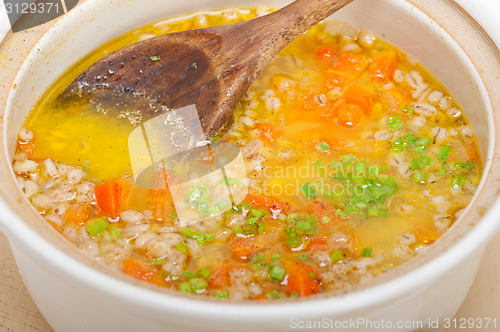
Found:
<box><xmin>1</xmin><ymin>0</ymin><xmax>500</xmax><ymax>331</ymax></box>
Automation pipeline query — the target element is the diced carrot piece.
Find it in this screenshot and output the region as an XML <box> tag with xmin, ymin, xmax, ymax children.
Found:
<box><xmin>271</xmin><ymin>74</ymin><xmax>299</xmax><ymax>98</ymax></box>
<box><xmin>315</xmin><ymin>45</ymin><xmax>336</xmax><ymax>64</ymax></box>
<box><xmin>18</xmin><ymin>135</ymin><xmax>36</xmax><ymax>158</ymax></box>
<box><xmin>123</xmin><ymin>258</ymin><xmax>162</xmax><ymax>285</ymax></box>
<box><xmin>209</xmin><ymin>264</ymin><xmax>244</xmax><ymax>289</ymax></box>
<box><xmin>307</xmin><ymin>235</ymin><xmax>329</xmax><ymax>252</ymax></box>
<box><xmin>255</xmin><ymin>122</ymin><xmax>281</xmax><ymax>144</ymax></box>
<box><xmin>369</xmin><ymin>50</ymin><xmax>397</xmax><ymax>82</ymax></box>
<box><xmin>343</xmin><ymin>84</ymin><xmax>374</xmax><ymax>116</ymax></box>
<box><xmin>325</xmin><ymin>52</ymin><xmax>369</xmax><ymax>88</ymax></box>
<box><xmin>284</xmin><ymin>262</ymin><xmax>321</xmax><ymax>297</ymax></box>
<box><xmin>244</xmin><ymin>193</ymin><xmax>290</xmax><ymax>214</ymax></box>
<box><xmin>336</xmin><ymin>103</ymin><xmax>364</xmax><ymax>128</ymax></box>
<box><xmin>254</xmin><ymin>294</ymin><xmax>268</xmax><ymax>300</ymax></box>
<box><xmin>146</xmin><ymin>188</ymin><xmax>176</xmax><ymax>221</ymax></box>
<box><xmin>146</xmin><ymin>168</ymin><xmax>175</xmax><ymax>220</ymax></box>
<box><xmin>463</xmin><ymin>143</ymin><xmax>479</xmax><ymax>161</ymax></box>
<box><xmin>64</xmin><ymin>203</ymin><xmax>92</xmax><ymax>226</ymax></box>
<box><xmin>230</xmin><ymin>238</ymin><xmax>263</xmax><ymax>262</ymax></box>
<box><xmin>297</xmin><ymin>93</ymin><xmax>333</xmax><ymax>124</ymax></box>
<box><xmin>411</xmin><ymin>222</ymin><xmax>440</xmax><ymax>244</ymax></box>
<box><xmin>306</xmin><ymin>200</ymin><xmax>337</xmax><ymax>220</ymax></box>
<box><xmin>146</xmin><ymin>168</ymin><xmax>177</xmax><ymax>220</ymax></box>
<box><xmin>94</xmin><ymin>179</ymin><xmax>131</xmax><ymax>218</ymax></box>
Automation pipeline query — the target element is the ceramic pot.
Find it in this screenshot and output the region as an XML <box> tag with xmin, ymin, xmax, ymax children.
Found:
<box><xmin>1</xmin><ymin>0</ymin><xmax>499</xmax><ymax>331</ymax></box>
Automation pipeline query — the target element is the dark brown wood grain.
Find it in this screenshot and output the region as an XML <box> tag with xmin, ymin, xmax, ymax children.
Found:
<box><xmin>62</xmin><ymin>0</ymin><xmax>354</xmax><ymax>137</ymax></box>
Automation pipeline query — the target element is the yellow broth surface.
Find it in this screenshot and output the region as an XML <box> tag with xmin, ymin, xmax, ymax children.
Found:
<box><xmin>14</xmin><ymin>7</ymin><xmax>482</xmax><ymax>300</ymax></box>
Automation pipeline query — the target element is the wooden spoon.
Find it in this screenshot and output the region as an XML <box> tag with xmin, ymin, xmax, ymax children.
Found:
<box><xmin>62</xmin><ymin>0</ymin><xmax>354</xmax><ymax>137</ymax></box>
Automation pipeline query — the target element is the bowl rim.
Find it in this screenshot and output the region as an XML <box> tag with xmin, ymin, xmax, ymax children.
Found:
<box><xmin>1</xmin><ymin>0</ymin><xmax>500</xmax><ymax>321</ymax></box>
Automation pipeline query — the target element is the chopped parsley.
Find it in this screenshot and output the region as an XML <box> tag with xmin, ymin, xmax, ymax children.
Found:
<box><xmin>300</xmin><ymin>182</ymin><xmax>317</xmax><ymax>200</ymax></box>
<box><xmin>386</xmin><ymin>115</ymin><xmax>403</xmax><ymax>130</ymax></box>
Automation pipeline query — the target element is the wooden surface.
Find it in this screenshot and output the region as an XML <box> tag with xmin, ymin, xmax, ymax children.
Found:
<box><xmin>0</xmin><ymin>230</ymin><xmax>499</xmax><ymax>332</ymax></box>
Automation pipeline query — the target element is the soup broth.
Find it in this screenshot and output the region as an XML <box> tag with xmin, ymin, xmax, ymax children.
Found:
<box><xmin>13</xmin><ymin>7</ymin><xmax>482</xmax><ymax>300</ymax></box>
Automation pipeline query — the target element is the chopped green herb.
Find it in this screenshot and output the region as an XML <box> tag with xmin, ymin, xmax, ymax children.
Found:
<box><xmin>321</xmin><ymin>216</ymin><xmax>331</xmax><ymax>224</ymax></box>
<box><xmin>419</xmin><ymin>154</ymin><xmax>432</xmax><ymax>167</ymax></box>
<box><xmin>149</xmin><ymin>55</ymin><xmax>161</xmax><ymax>61</ymax></box>
<box><xmin>269</xmin><ymin>266</ymin><xmax>286</xmax><ymax>282</ymax></box>
<box><xmin>266</xmin><ymin>290</ymin><xmax>282</xmax><ymax>299</ymax></box>
<box><xmin>450</xmin><ymin>174</ymin><xmax>467</xmax><ymax>188</ymax></box>
<box><xmin>186</xmin><ymin>187</ymin><xmax>203</xmax><ymax>203</ymax></box>
<box><xmin>296</xmin><ymin>219</ymin><xmax>313</xmax><ymax>232</ymax></box>
<box><xmin>189</xmin><ymin>278</ymin><xmax>208</xmax><ymax>292</ymax></box>
<box><xmin>250</xmin><ymin>208</ymin><xmax>264</xmax><ymax>218</ymax></box>
<box><xmin>216</xmin><ymin>291</ymin><xmax>229</xmax><ymax>299</ymax></box>
<box><xmin>362</xmin><ymin>248</ymin><xmax>373</xmax><ymax>257</ymax></box>
<box><xmin>456</xmin><ymin>161</ymin><xmax>475</xmax><ymax>172</ymax></box>
<box><xmin>216</xmin><ymin>200</ymin><xmax>229</xmax><ymax>211</ymax></box>
<box><xmin>392</xmin><ymin>137</ymin><xmax>406</xmax><ymax>153</ymax></box>
<box><xmin>300</xmin><ymin>182</ymin><xmax>317</xmax><ymax>200</ymax></box>
<box><xmin>386</xmin><ymin>115</ymin><xmax>403</xmax><ymax>130</ymax></box>
<box><xmin>234</xmin><ymin>225</ymin><xmax>243</xmax><ymax>234</ymax></box>
<box><xmin>405</xmin><ymin>133</ymin><xmax>419</xmax><ymax>146</ymax></box>
<box><xmin>438</xmin><ymin>145</ymin><xmax>452</xmax><ymax>160</ymax></box>
<box><xmin>271</xmin><ymin>253</ymin><xmax>281</xmax><ymax>261</ymax></box>
<box><xmin>169</xmin><ymin>212</ymin><xmax>178</xmax><ymax>219</ymax></box>
<box><xmin>331</xmin><ymin>250</ymin><xmax>346</xmax><ymax>262</ymax></box>
<box><xmin>151</xmin><ymin>258</ymin><xmax>165</xmax><ymax>266</ymax></box>
<box><xmin>341</xmin><ymin>154</ymin><xmax>357</xmax><ymax>164</ymax></box>
<box><xmin>367</xmin><ymin>206</ymin><xmax>385</xmax><ymax>216</ymax></box>
<box><xmin>200</xmin><ymin>268</ymin><xmax>211</xmax><ymax>278</ymax></box>
<box><xmin>251</xmin><ymin>263</ymin><xmax>263</xmax><ymax>271</ymax></box>
<box><xmin>181</xmin><ymin>229</ymin><xmax>215</xmax><ymax>245</ymax></box>
<box><xmin>414</xmin><ymin>137</ymin><xmax>431</xmax><ymax>152</ymax></box>
<box><xmin>179</xmin><ymin>282</ymin><xmax>192</xmax><ymax>294</ymax></box>
<box><xmin>82</xmin><ymin>163</ymin><xmax>91</xmax><ymax>173</ymax></box>
<box><xmin>317</xmin><ymin>142</ymin><xmax>331</xmax><ymax>152</ymax></box>
<box><xmin>413</xmin><ymin>171</ymin><xmax>427</xmax><ymax>184</ymax></box>
<box><xmin>410</xmin><ymin>159</ymin><xmax>421</xmax><ymax>170</ymax></box>
<box><xmin>298</xmin><ymin>253</ymin><xmax>309</xmax><ymax>261</ymax></box>
<box><xmin>209</xmin><ymin>136</ymin><xmax>221</xmax><ymax>142</ymax></box>
<box><xmin>402</xmin><ymin>103</ymin><xmax>414</xmax><ymax>117</ymax></box>
<box><xmin>308</xmin><ymin>272</ymin><xmax>317</xmax><ymax>279</ymax></box>
<box><xmin>222</xmin><ymin>177</ymin><xmax>240</xmax><ymax>186</ymax></box>
<box><xmin>86</xmin><ymin>217</ymin><xmax>109</xmax><ymax>237</ymax></box>
<box><xmin>329</xmin><ymin>156</ymin><xmax>399</xmax><ymax>217</ymax></box>
<box><xmin>252</xmin><ymin>252</ymin><xmax>266</xmax><ymax>263</ymax></box>
<box><xmin>285</xmin><ymin>228</ymin><xmax>301</xmax><ymax>248</ymax></box>
<box><xmin>335</xmin><ymin>208</ymin><xmax>349</xmax><ymax>219</ymax></box>
<box><xmin>108</xmin><ymin>226</ymin><xmax>121</xmax><ymax>241</ymax></box>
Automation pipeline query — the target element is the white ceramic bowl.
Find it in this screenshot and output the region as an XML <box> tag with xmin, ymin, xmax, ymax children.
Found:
<box><xmin>1</xmin><ymin>0</ymin><xmax>500</xmax><ymax>331</ymax></box>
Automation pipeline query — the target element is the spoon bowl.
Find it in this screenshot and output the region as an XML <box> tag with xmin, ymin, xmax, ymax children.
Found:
<box><xmin>62</xmin><ymin>0</ymin><xmax>354</xmax><ymax>137</ymax></box>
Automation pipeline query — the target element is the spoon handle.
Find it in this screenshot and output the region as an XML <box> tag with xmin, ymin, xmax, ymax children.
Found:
<box><xmin>219</xmin><ymin>0</ymin><xmax>354</xmax><ymax>68</ymax></box>
<box><xmin>266</xmin><ymin>0</ymin><xmax>355</xmax><ymax>42</ymax></box>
